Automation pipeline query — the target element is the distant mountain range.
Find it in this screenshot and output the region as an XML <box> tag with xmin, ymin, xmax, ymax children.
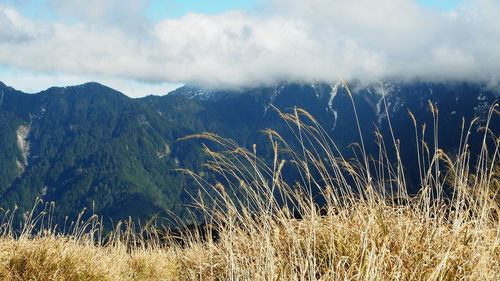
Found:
<box><xmin>0</xmin><ymin>80</ymin><xmax>497</xmax><ymax>226</ymax></box>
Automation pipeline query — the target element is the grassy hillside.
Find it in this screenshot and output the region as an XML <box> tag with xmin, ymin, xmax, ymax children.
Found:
<box><xmin>0</xmin><ymin>101</ymin><xmax>498</xmax><ymax>280</ymax></box>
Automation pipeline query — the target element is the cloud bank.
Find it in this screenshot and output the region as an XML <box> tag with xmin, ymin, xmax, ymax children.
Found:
<box><xmin>1</xmin><ymin>0</ymin><xmax>499</xmax><ymax>88</ymax></box>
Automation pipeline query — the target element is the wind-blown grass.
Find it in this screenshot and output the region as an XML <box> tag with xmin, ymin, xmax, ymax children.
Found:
<box><xmin>0</xmin><ymin>88</ymin><xmax>498</xmax><ymax>280</ymax></box>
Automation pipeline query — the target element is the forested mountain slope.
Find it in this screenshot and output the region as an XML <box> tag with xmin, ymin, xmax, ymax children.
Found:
<box><xmin>0</xmin><ymin>80</ymin><xmax>497</xmax><ymax>225</ymax></box>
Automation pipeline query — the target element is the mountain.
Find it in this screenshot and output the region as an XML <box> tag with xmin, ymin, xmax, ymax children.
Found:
<box><xmin>0</xmin><ymin>80</ymin><xmax>497</xmax><ymax>226</ymax></box>
<box><xmin>0</xmin><ymin>82</ymin><xmax>209</xmax><ymax>225</ymax></box>
<box><xmin>171</xmin><ymin>80</ymin><xmax>497</xmax><ymax>161</ymax></box>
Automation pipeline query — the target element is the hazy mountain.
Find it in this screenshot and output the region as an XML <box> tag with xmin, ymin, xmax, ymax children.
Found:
<box><xmin>0</xmin><ymin>80</ymin><xmax>497</xmax><ymax>226</ymax></box>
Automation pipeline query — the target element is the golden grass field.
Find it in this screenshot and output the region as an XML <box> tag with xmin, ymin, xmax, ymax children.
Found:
<box><xmin>0</xmin><ymin>90</ymin><xmax>498</xmax><ymax>280</ymax></box>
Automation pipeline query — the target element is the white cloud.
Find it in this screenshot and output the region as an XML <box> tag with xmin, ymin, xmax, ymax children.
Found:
<box><xmin>1</xmin><ymin>0</ymin><xmax>500</xmax><ymax>90</ymax></box>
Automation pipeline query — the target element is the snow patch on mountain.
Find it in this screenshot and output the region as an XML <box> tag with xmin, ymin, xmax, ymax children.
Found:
<box><xmin>264</xmin><ymin>84</ymin><xmax>285</xmax><ymax>114</ymax></box>
<box><xmin>328</xmin><ymin>82</ymin><xmax>340</xmax><ymax>130</ymax></box>
<box><xmin>186</xmin><ymin>89</ymin><xmax>215</xmax><ymax>100</ymax></box>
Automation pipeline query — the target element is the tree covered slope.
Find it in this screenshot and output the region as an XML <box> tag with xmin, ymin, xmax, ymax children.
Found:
<box><xmin>0</xmin><ymin>80</ymin><xmax>497</xmax><ymax>225</ymax></box>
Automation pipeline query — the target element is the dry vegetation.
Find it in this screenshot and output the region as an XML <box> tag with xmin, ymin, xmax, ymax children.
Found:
<box><xmin>0</xmin><ymin>88</ymin><xmax>498</xmax><ymax>280</ymax></box>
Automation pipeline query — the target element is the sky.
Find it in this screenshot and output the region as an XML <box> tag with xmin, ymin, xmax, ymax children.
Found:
<box><xmin>1</xmin><ymin>0</ymin><xmax>498</xmax><ymax>98</ymax></box>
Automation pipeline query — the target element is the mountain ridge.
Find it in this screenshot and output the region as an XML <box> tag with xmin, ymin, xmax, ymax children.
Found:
<box><xmin>0</xmin><ymin>80</ymin><xmax>497</xmax><ymax>226</ymax></box>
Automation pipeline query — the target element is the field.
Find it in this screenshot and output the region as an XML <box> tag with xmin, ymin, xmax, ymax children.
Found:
<box><xmin>1</xmin><ymin>98</ymin><xmax>498</xmax><ymax>280</ymax></box>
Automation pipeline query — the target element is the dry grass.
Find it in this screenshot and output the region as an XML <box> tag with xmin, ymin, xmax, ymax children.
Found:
<box><xmin>0</xmin><ymin>92</ymin><xmax>498</xmax><ymax>280</ymax></box>
<box><xmin>0</xmin><ymin>236</ymin><xmax>181</xmax><ymax>280</ymax></box>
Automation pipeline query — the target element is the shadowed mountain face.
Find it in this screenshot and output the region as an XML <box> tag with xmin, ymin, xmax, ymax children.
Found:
<box><xmin>0</xmin><ymin>80</ymin><xmax>497</xmax><ymax>225</ymax></box>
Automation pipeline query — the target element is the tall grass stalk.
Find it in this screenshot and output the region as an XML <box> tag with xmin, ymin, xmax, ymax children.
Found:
<box><xmin>177</xmin><ymin>101</ymin><xmax>498</xmax><ymax>280</ymax></box>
